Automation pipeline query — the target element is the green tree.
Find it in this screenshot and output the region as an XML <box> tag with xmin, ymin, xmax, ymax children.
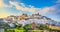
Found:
<box><xmin>37</xmin><ymin>24</ymin><xmax>48</xmax><ymax>30</ymax></box>
<box><xmin>23</xmin><ymin>24</ymin><xmax>32</xmax><ymax>32</ymax></box>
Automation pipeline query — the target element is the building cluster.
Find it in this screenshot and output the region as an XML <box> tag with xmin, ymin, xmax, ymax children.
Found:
<box><xmin>4</xmin><ymin>13</ymin><xmax>40</xmax><ymax>23</ymax></box>
<box><xmin>3</xmin><ymin>13</ymin><xmax>57</xmax><ymax>27</ymax></box>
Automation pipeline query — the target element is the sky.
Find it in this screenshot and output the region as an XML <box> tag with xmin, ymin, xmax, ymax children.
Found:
<box><xmin>0</xmin><ymin>0</ymin><xmax>60</xmax><ymax>22</ymax></box>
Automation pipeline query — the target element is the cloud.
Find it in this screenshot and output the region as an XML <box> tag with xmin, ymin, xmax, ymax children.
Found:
<box><xmin>0</xmin><ymin>0</ymin><xmax>60</xmax><ymax>21</ymax></box>
<box><xmin>35</xmin><ymin>7</ymin><xmax>55</xmax><ymax>14</ymax></box>
<box><xmin>48</xmin><ymin>4</ymin><xmax>60</xmax><ymax>15</ymax></box>
<box><xmin>0</xmin><ymin>0</ymin><xmax>59</xmax><ymax>15</ymax></box>
<box><xmin>9</xmin><ymin>1</ymin><xmax>56</xmax><ymax>14</ymax></box>
<box><xmin>0</xmin><ymin>0</ymin><xmax>56</xmax><ymax>15</ymax></box>
<box><xmin>0</xmin><ymin>0</ymin><xmax>7</xmax><ymax>7</ymax></box>
<box><xmin>0</xmin><ymin>0</ymin><xmax>12</xmax><ymax>7</ymax></box>
<box><xmin>56</xmin><ymin>0</ymin><xmax>60</xmax><ymax>4</ymax></box>
<box><xmin>9</xmin><ymin>1</ymin><xmax>36</xmax><ymax>12</ymax></box>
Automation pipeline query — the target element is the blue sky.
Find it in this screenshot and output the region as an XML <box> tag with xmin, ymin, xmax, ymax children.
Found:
<box><xmin>0</xmin><ymin>0</ymin><xmax>60</xmax><ymax>22</ymax></box>
<box><xmin>20</xmin><ymin>0</ymin><xmax>57</xmax><ymax>7</ymax></box>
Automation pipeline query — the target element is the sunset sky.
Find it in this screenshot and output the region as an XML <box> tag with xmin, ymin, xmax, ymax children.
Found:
<box><xmin>0</xmin><ymin>0</ymin><xmax>60</xmax><ymax>22</ymax></box>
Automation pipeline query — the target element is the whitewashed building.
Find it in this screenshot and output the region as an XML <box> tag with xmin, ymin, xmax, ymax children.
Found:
<box><xmin>0</xmin><ymin>29</ymin><xmax>4</xmax><ymax>32</ymax></box>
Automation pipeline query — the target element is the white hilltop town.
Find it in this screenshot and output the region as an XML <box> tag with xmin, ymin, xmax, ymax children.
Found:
<box><xmin>0</xmin><ymin>13</ymin><xmax>60</xmax><ymax>28</ymax></box>
<box><xmin>0</xmin><ymin>13</ymin><xmax>60</xmax><ymax>32</ymax></box>
<box><xmin>1</xmin><ymin>13</ymin><xmax>58</xmax><ymax>27</ymax></box>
